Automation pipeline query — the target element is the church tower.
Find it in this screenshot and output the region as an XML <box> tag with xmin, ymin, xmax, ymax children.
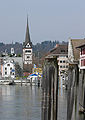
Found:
<box><xmin>23</xmin><ymin>17</ymin><xmax>32</xmax><ymax>73</ymax></box>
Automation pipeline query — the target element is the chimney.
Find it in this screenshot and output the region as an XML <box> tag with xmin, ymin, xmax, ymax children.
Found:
<box><xmin>55</xmin><ymin>44</ymin><xmax>59</xmax><ymax>48</ymax></box>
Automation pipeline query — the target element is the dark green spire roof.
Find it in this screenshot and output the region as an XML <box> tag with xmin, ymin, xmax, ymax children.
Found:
<box><xmin>24</xmin><ymin>16</ymin><xmax>32</xmax><ymax>48</ymax></box>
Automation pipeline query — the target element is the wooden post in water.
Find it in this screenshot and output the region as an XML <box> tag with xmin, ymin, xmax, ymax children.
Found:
<box><xmin>83</xmin><ymin>70</ymin><xmax>85</xmax><ymax>110</ymax></box>
<box><xmin>21</xmin><ymin>78</ymin><xmax>22</xmax><ymax>86</ymax></box>
<box><xmin>30</xmin><ymin>77</ymin><xmax>32</xmax><ymax>86</ymax></box>
<box><xmin>55</xmin><ymin>60</ymin><xmax>58</xmax><ymax>120</ymax></box>
<box><xmin>42</xmin><ymin>56</ymin><xmax>58</xmax><ymax>120</ymax></box>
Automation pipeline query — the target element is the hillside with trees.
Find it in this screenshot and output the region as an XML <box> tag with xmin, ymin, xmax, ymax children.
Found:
<box><xmin>0</xmin><ymin>40</ymin><xmax>68</xmax><ymax>58</ymax></box>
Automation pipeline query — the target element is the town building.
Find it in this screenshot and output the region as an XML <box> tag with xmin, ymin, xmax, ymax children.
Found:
<box><xmin>11</xmin><ymin>48</ymin><xmax>14</xmax><ymax>55</ymax></box>
<box><xmin>67</xmin><ymin>38</ymin><xmax>85</xmax><ymax>117</ymax></box>
<box><xmin>1</xmin><ymin>59</ymin><xmax>15</xmax><ymax>78</ymax></box>
<box><xmin>0</xmin><ymin>57</ymin><xmax>23</xmax><ymax>78</ymax></box>
<box><xmin>23</xmin><ymin>17</ymin><xmax>32</xmax><ymax>73</ymax></box>
<box><xmin>76</xmin><ymin>44</ymin><xmax>85</xmax><ymax>69</ymax></box>
<box><xmin>45</xmin><ymin>44</ymin><xmax>68</xmax><ymax>76</ymax></box>
<box><xmin>68</xmin><ymin>38</ymin><xmax>85</xmax><ymax>64</ymax></box>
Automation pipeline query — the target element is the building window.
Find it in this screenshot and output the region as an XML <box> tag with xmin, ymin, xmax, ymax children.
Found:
<box><xmin>5</xmin><ymin>67</ymin><xmax>7</xmax><ymax>70</ymax></box>
<box><xmin>13</xmin><ymin>73</ymin><xmax>14</xmax><ymax>75</ymax></box>
<box><xmin>10</xmin><ymin>72</ymin><xmax>12</xmax><ymax>75</ymax></box>
<box><xmin>81</xmin><ymin>59</ymin><xmax>85</xmax><ymax>66</ymax></box>
<box><xmin>66</xmin><ymin>66</ymin><xmax>68</xmax><ymax>68</ymax></box>
<box><xmin>5</xmin><ymin>72</ymin><xmax>7</xmax><ymax>75</ymax></box>
<box><xmin>60</xmin><ymin>66</ymin><xmax>62</xmax><ymax>68</ymax></box>
<box><xmin>61</xmin><ymin>50</ymin><xmax>65</xmax><ymax>52</ymax></box>
<box><xmin>63</xmin><ymin>61</ymin><xmax>65</xmax><ymax>63</ymax></box>
<box><xmin>60</xmin><ymin>61</ymin><xmax>62</xmax><ymax>63</ymax></box>
<box><xmin>10</xmin><ymin>67</ymin><xmax>12</xmax><ymax>70</ymax></box>
<box><xmin>82</xmin><ymin>48</ymin><xmax>85</xmax><ymax>55</ymax></box>
<box><xmin>27</xmin><ymin>56</ymin><xmax>30</xmax><ymax>58</ymax></box>
<box><xmin>25</xmin><ymin>50</ymin><xmax>31</xmax><ymax>53</ymax></box>
<box><xmin>7</xmin><ymin>64</ymin><xmax>10</xmax><ymax>66</ymax></box>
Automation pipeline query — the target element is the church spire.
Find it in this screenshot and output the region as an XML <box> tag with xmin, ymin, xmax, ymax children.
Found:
<box><xmin>24</xmin><ymin>16</ymin><xmax>32</xmax><ymax>47</ymax></box>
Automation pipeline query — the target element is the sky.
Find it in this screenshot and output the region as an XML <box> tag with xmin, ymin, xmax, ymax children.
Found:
<box><xmin>0</xmin><ymin>0</ymin><xmax>85</xmax><ymax>44</ymax></box>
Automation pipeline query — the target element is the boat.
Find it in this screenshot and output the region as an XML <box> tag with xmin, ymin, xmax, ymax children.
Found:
<box><xmin>9</xmin><ymin>80</ymin><xmax>15</xmax><ymax>85</ymax></box>
<box><xmin>0</xmin><ymin>79</ymin><xmax>15</xmax><ymax>85</ymax></box>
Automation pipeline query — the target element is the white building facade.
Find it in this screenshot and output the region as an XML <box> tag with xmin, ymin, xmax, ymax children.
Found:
<box><xmin>1</xmin><ymin>60</ymin><xmax>15</xmax><ymax>78</ymax></box>
<box><xmin>57</xmin><ymin>55</ymin><xmax>69</xmax><ymax>75</ymax></box>
<box><xmin>23</xmin><ymin>46</ymin><xmax>32</xmax><ymax>65</ymax></box>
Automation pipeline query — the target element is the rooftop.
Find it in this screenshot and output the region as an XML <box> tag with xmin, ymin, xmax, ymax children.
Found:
<box><xmin>50</xmin><ymin>44</ymin><xmax>68</xmax><ymax>55</ymax></box>
<box><xmin>71</xmin><ymin>39</ymin><xmax>85</xmax><ymax>60</ymax></box>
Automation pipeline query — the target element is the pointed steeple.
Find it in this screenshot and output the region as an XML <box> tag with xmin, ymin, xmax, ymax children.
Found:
<box><xmin>24</xmin><ymin>16</ymin><xmax>32</xmax><ymax>48</ymax></box>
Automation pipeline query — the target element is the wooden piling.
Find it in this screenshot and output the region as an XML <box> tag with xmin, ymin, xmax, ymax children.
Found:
<box><xmin>42</xmin><ymin>57</ymin><xmax>58</xmax><ymax>120</ymax></box>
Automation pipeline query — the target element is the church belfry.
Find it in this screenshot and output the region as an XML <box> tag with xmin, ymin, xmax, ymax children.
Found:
<box><xmin>23</xmin><ymin>17</ymin><xmax>32</xmax><ymax>73</ymax></box>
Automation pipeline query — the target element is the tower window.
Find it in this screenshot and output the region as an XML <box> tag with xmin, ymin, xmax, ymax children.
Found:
<box><xmin>25</xmin><ymin>50</ymin><xmax>31</xmax><ymax>53</ymax></box>
<box><xmin>27</xmin><ymin>56</ymin><xmax>30</xmax><ymax>58</ymax></box>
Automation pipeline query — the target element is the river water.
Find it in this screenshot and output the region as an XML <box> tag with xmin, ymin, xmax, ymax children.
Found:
<box><xmin>58</xmin><ymin>87</ymin><xmax>67</xmax><ymax>120</ymax></box>
<box><xmin>0</xmin><ymin>85</ymin><xmax>41</xmax><ymax>120</ymax></box>
<box><xmin>0</xmin><ymin>84</ymin><xmax>84</xmax><ymax>120</ymax></box>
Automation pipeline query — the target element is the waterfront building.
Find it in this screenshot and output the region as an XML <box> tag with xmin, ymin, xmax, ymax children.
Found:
<box><xmin>23</xmin><ymin>17</ymin><xmax>32</xmax><ymax>73</ymax></box>
<box><xmin>76</xmin><ymin>44</ymin><xmax>85</xmax><ymax>69</ymax></box>
<box><xmin>67</xmin><ymin>38</ymin><xmax>85</xmax><ymax>119</ymax></box>
<box><xmin>68</xmin><ymin>38</ymin><xmax>85</xmax><ymax>64</ymax></box>
<box><xmin>0</xmin><ymin>57</ymin><xmax>23</xmax><ymax>78</ymax></box>
<box><xmin>46</xmin><ymin>44</ymin><xmax>68</xmax><ymax>76</ymax></box>
<box><xmin>1</xmin><ymin>59</ymin><xmax>15</xmax><ymax>78</ymax></box>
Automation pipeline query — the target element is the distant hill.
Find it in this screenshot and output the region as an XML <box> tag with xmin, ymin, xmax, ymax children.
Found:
<box><xmin>0</xmin><ymin>42</ymin><xmax>23</xmax><ymax>55</ymax></box>
<box><xmin>33</xmin><ymin>41</ymin><xmax>58</xmax><ymax>58</ymax></box>
<box><xmin>0</xmin><ymin>40</ymin><xmax>68</xmax><ymax>58</ymax></box>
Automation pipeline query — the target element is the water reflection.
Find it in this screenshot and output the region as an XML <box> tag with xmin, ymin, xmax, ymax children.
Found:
<box><xmin>58</xmin><ymin>87</ymin><xmax>67</xmax><ymax>120</ymax></box>
<box><xmin>0</xmin><ymin>85</ymin><xmax>41</xmax><ymax>120</ymax></box>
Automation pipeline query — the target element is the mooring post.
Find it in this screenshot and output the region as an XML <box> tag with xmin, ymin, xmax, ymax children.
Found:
<box><xmin>30</xmin><ymin>77</ymin><xmax>32</xmax><ymax>86</ymax></box>
<box><xmin>83</xmin><ymin>70</ymin><xmax>85</xmax><ymax>110</ymax></box>
<box><xmin>42</xmin><ymin>56</ymin><xmax>58</xmax><ymax>120</ymax></box>
<box><xmin>54</xmin><ymin>59</ymin><xmax>58</xmax><ymax>120</ymax></box>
